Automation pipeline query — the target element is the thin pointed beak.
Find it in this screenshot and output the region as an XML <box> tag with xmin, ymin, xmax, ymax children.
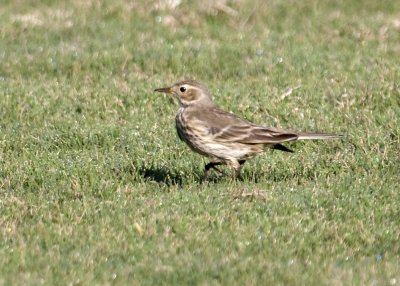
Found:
<box><xmin>154</xmin><ymin>86</ymin><xmax>172</xmax><ymax>93</ymax></box>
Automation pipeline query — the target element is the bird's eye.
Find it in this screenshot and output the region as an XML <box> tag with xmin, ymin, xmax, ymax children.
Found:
<box><xmin>180</xmin><ymin>86</ymin><xmax>186</xmax><ymax>92</ymax></box>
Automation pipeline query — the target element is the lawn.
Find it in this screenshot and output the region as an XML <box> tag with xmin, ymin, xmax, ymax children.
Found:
<box><xmin>0</xmin><ymin>0</ymin><xmax>399</xmax><ymax>285</ymax></box>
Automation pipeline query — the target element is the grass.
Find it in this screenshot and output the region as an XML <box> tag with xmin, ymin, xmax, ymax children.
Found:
<box><xmin>0</xmin><ymin>0</ymin><xmax>399</xmax><ymax>285</ymax></box>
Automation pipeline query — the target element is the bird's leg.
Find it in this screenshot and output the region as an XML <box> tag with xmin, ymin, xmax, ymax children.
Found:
<box><xmin>228</xmin><ymin>160</ymin><xmax>242</xmax><ymax>179</ymax></box>
<box><xmin>203</xmin><ymin>162</ymin><xmax>223</xmax><ymax>181</ymax></box>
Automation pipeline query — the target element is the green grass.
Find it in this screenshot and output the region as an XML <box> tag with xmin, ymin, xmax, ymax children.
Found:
<box><xmin>1</xmin><ymin>0</ymin><xmax>399</xmax><ymax>285</ymax></box>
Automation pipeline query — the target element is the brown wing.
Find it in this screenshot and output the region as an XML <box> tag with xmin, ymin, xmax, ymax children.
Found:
<box><xmin>188</xmin><ymin>107</ymin><xmax>299</xmax><ymax>144</ymax></box>
<box><xmin>215</xmin><ymin>125</ymin><xmax>299</xmax><ymax>144</ymax></box>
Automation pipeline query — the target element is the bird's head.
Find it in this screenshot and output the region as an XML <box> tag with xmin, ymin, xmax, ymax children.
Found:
<box><xmin>154</xmin><ymin>80</ymin><xmax>215</xmax><ymax>107</ymax></box>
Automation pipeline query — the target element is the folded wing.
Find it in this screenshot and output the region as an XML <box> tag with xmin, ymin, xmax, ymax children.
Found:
<box><xmin>195</xmin><ymin>108</ymin><xmax>299</xmax><ymax>144</ymax></box>
<box><xmin>214</xmin><ymin>125</ymin><xmax>299</xmax><ymax>144</ymax></box>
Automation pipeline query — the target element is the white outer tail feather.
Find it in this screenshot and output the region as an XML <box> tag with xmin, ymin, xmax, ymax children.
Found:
<box><xmin>297</xmin><ymin>133</ymin><xmax>342</xmax><ymax>140</ymax></box>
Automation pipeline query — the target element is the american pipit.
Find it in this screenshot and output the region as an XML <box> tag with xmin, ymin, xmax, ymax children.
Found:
<box><xmin>155</xmin><ymin>80</ymin><xmax>341</xmax><ymax>180</ymax></box>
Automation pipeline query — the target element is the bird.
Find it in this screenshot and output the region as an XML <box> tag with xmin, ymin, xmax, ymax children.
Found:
<box><xmin>154</xmin><ymin>80</ymin><xmax>341</xmax><ymax>180</ymax></box>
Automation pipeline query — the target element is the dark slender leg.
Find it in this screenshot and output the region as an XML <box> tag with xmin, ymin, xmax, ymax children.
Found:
<box><xmin>203</xmin><ymin>162</ymin><xmax>223</xmax><ymax>181</ymax></box>
<box><xmin>234</xmin><ymin>167</ymin><xmax>241</xmax><ymax>178</ymax></box>
<box><xmin>226</xmin><ymin>160</ymin><xmax>241</xmax><ymax>179</ymax></box>
<box><xmin>231</xmin><ymin>160</ymin><xmax>246</xmax><ymax>179</ymax></box>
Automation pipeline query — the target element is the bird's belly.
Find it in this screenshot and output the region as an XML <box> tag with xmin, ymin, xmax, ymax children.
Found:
<box><xmin>196</xmin><ymin>141</ymin><xmax>262</xmax><ymax>160</ymax></box>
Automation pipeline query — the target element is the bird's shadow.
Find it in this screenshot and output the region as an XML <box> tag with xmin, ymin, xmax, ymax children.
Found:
<box><xmin>138</xmin><ymin>165</ymin><xmax>185</xmax><ymax>186</ymax></box>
